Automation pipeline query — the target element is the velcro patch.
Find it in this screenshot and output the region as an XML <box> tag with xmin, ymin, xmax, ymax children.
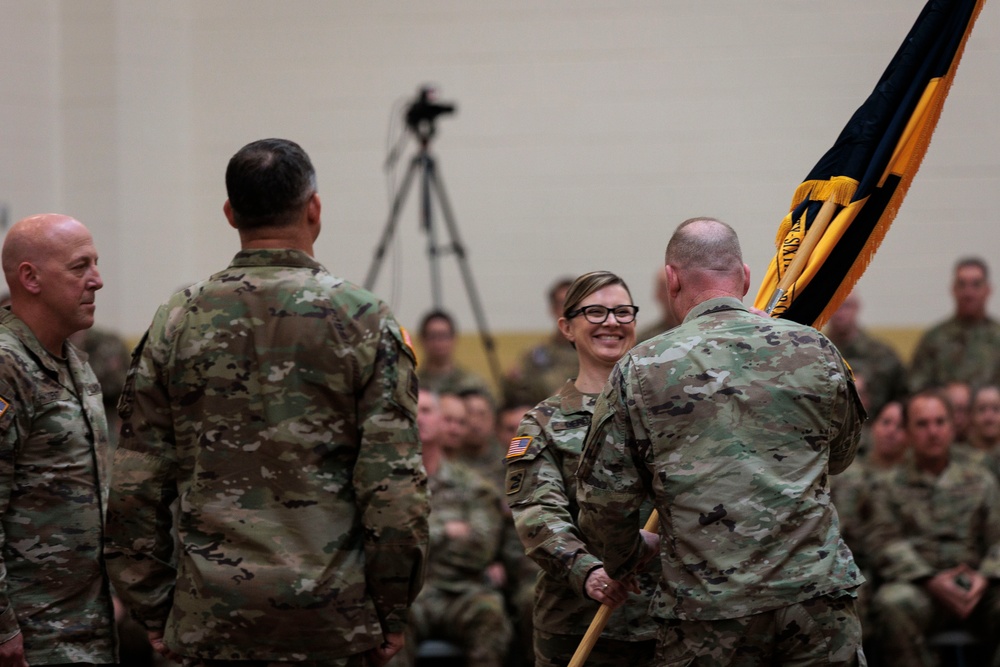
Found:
<box><xmin>400</xmin><ymin>326</ymin><xmax>415</xmax><ymax>357</ymax></box>
<box><xmin>506</xmin><ymin>469</ymin><xmax>525</xmax><ymax>495</ymax></box>
<box><xmin>506</xmin><ymin>436</ymin><xmax>532</xmax><ymax>459</ymax></box>
<box><xmin>0</xmin><ymin>395</ymin><xmax>9</xmax><ymax>420</ymax></box>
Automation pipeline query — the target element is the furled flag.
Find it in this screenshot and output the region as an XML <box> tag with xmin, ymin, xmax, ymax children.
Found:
<box><xmin>754</xmin><ymin>0</ymin><xmax>987</xmax><ymax>327</ymax></box>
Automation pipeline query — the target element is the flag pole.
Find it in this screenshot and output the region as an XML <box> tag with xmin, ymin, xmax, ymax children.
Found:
<box><xmin>763</xmin><ymin>199</ymin><xmax>839</xmax><ymax>315</ymax></box>
<box><xmin>568</xmin><ymin>511</ymin><xmax>660</xmax><ymax>667</ymax></box>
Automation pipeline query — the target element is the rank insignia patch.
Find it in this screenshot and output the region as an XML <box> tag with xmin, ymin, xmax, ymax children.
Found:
<box><xmin>506</xmin><ymin>469</ymin><xmax>525</xmax><ymax>495</ymax></box>
<box><xmin>506</xmin><ymin>436</ymin><xmax>531</xmax><ymax>459</ymax></box>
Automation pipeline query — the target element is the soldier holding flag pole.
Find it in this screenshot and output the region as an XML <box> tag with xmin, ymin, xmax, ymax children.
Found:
<box><xmin>576</xmin><ymin>218</ymin><xmax>867</xmax><ymax>665</ymax></box>
<box><xmin>568</xmin><ymin>0</ymin><xmax>988</xmax><ymax>661</ymax></box>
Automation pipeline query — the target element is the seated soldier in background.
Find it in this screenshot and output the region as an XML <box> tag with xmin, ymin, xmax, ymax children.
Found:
<box><xmin>506</xmin><ymin>277</ymin><xmax>577</xmax><ymax>403</ymax></box>
<box><xmin>417</xmin><ymin>309</ymin><xmax>492</xmax><ymax>397</ymax></box>
<box><xmin>392</xmin><ymin>389</ymin><xmax>512</xmax><ymax>667</ymax></box>
<box><xmin>967</xmin><ymin>384</ymin><xmax>1000</xmax><ymax>480</ymax></box>
<box><xmin>869</xmin><ymin>390</ymin><xmax>1000</xmax><ymax>666</ymax></box>
<box><xmin>438</xmin><ymin>391</ymin><xmax>469</xmax><ymax>459</ymax></box>
<box><xmin>968</xmin><ymin>384</ymin><xmax>1000</xmax><ymax>454</ymax></box>
<box><xmin>909</xmin><ymin>257</ymin><xmax>1000</xmax><ymax>392</ymax></box>
<box><xmin>496</xmin><ymin>398</ymin><xmax>536</xmax><ymax>449</ymax></box>
<box><xmin>831</xmin><ymin>394</ymin><xmax>908</xmax><ymax>640</ymax></box>
<box><xmin>825</xmin><ymin>292</ymin><xmax>908</xmax><ymax>416</ymax></box>
<box><xmin>69</xmin><ymin>326</ymin><xmax>131</xmax><ymax>442</ymax></box>
<box><xmin>944</xmin><ymin>380</ymin><xmax>973</xmax><ymax>445</ymax></box>
<box><xmin>495</xmin><ymin>397</ymin><xmax>541</xmax><ymax>667</ymax></box>
<box><xmin>457</xmin><ymin>387</ymin><xmax>505</xmax><ymax>490</ymax></box>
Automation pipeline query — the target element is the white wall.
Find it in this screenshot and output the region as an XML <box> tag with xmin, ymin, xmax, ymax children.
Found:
<box><xmin>1</xmin><ymin>1</ymin><xmax>998</xmax><ymax>337</ymax></box>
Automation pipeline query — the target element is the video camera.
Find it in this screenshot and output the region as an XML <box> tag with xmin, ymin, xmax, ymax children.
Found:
<box><xmin>405</xmin><ymin>86</ymin><xmax>456</xmax><ymax>141</ymax></box>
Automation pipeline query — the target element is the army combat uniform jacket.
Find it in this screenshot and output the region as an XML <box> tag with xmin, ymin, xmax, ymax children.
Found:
<box><xmin>105</xmin><ymin>249</ymin><xmax>429</xmax><ymax>661</ymax></box>
<box><xmin>869</xmin><ymin>456</ymin><xmax>1000</xmax><ymax>582</ymax></box>
<box><xmin>0</xmin><ymin>308</ymin><xmax>116</xmax><ymax>663</ymax></box>
<box><xmin>909</xmin><ymin>315</ymin><xmax>1000</xmax><ymax>392</ymax></box>
<box><xmin>577</xmin><ymin>297</ymin><xmax>865</xmax><ymax>622</ymax></box>
<box><xmin>425</xmin><ymin>458</ymin><xmax>506</xmax><ymax>590</ymax></box>
<box><xmin>832</xmin><ymin>327</ymin><xmax>908</xmax><ymax>416</ymax></box>
<box><xmin>505</xmin><ymin>380</ymin><xmax>657</xmax><ymax>640</ymax></box>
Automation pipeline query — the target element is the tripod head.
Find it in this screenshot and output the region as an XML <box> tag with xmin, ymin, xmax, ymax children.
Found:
<box><xmin>405</xmin><ymin>86</ymin><xmax>456</xmax><ymax>145</ymax></box>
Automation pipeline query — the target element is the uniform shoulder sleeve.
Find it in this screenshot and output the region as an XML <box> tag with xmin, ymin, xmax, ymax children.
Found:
<box><xmin>827</xmin><ymin>344</ymin><xmax>866</xmax><ymax>475</ymax></box>
<box><xmin>503</xmin><ymin>405</ymin><xmax>552</xmax><ymax>466</ymax></box>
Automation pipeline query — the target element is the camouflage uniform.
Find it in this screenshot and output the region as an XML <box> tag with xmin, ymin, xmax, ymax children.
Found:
<box><xmin>75</xmin><ymin>326</ymin><xmax>131</xmax><ymax>413</ymax></box>
<box><xmin>73</xmin><ymin>326</ymin><xmax>132</xmax><ymax>448</ymax></box>
<box><xmin>401</xmin><ymin>458</ymin><xmax>512</xmax><ymax>667</ymax></box>
<box><xmin>577</xmin><ymin>297</ymin><xmax>866</xmax><ymax>666</ymax></box>
<box><xmin>832</xmin><ymin>328</ymin><xmax>908</xmax><ymax>415</ymax></box>
<box><xmin>515</xmin><ymin>333</ymin><xmax>579</xmax><ymax>401</ymax></box>
<box><xmin>909</xmin><ymin>316</ymin><xmax>1000</xmax><ymax>391</ymax></box>
<box><xmin>455</xmin><ymin>434</ymin><xmax>506</xmax><ymax>493</ymax></box>
<box><xmin>830</xmin><ymin>456</ymin><xmax>897</xmax><ymax>577</ymax></box>
<box><xmin>456</xmin><ymin>437</ymin><xmax>539</xmax><ymax>667</ymax></box>
<box><xmin>868</xmin><ymin>455</ymin><xmax>1000</xmax><ymax>666</ymax></box>
<box><xmin>105</xmin><ymin>249</ymin><xmax>429</xmax><ymax>662</ymax></box>
<box><xmin>830</xmin><ymin>456</ymin><xmax>897</xmax><ymax>636</ymax></box>
<box><xmin>0</xmin><ymin>308</ymin><xmax>117</xmax><ymax>663</ymax></box>
<box><xmin>635</xmin><ymin>317</ymin><xmax>669</xmax><ymax>345</ymax></box>
<box><xmin>505</xmin><ymin>380</ymin><xmax>657</xmax><ymax>667</ymax></box>
<box><xmin>417</xmin><ymin>365</ymin><xmax>492</xmax><ymax>399</ymax></box>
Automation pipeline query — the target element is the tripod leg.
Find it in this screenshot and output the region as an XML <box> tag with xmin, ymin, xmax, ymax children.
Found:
<box><xmin>420</xmin><ymin>153</ymin><xmax>444</xmax><ymax>308</ymax></box>
<box><xmin>425</xmin><ymin>160</ymin><xmax>505</xmax><ymax>389</ymax></box>
<box><xmin>364</xmin><ymin>156</ymin><xmax>420</xmax><ymax>291</ymax></box>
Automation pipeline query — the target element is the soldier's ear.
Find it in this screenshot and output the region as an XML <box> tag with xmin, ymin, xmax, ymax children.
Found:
<box><xmin>741</xmin><ymin>263</ymin><xmax>751</xmax><ymax>297</ymax></box>
<box><xmin>223</xmin><ymin>200</ymin><xmax>237</xmax><ymax>229</ymax></box>
<box><xmin>665</xmin><ymin>265</ymin><xmax>681</xmax><ymax>299</ymax></box>
<box><xmin>17</xmin><ymin>262</ymin><xmax>41</xmax><ymax>295</ymax></box>
<box><xmin>557</xmin><ymin>317</ymin><xmax>574</xmax><ymax>344</ymax></box>
<box><xmin>306</xmin><ymin>192</ymin><xmax>322</xmax><ymax>239</ymax></box>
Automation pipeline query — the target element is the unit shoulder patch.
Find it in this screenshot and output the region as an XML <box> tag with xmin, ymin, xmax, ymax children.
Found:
<box><xmin>506</xmin><ymin>469</ymin><xmax>525</xmax><ymax>495</ymax></box>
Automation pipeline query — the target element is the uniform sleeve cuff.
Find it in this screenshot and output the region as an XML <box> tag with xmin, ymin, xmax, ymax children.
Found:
<box><xmin>569</xmin><ymin>555</ymin><xmax>602</xmax><ymax>598</ymax></box>
<box><xmin>0</xmin><ymin>607</ymin><xmax>20</xmax><ymax>644</ymax></box>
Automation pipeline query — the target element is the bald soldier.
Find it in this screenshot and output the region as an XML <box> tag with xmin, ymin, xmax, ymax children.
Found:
<box><xmin>0</xmin><ymin>214</ymin><xmax>117</xmax><ymax>664</ymax></box>
<box><xmin>577</xmin><ymin>217</ymin><xmax>867</xmax><ymax>666</ymax></box>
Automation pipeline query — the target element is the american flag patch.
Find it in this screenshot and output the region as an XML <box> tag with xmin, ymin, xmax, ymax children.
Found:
<box><xmin>0</xmin><ymin>395</ymin><xmax>9</xmax><ymax>420</ymax></box>
<box><xmin>506</xmin><ymin>436</ymin><xmax>532</xmax><ymax>459</ymax></box>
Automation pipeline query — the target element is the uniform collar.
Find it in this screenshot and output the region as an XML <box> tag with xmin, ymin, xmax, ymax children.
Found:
<box><xmin>557</xmin><ymin>379</ymin><xmax>597</xmax><ymax>415</ymax></box>
<box><xmin>229</xmin><ymin>248</ymin><xmax>325</xmax><ymax>271</ymax></box>
<box><xmin>683</xmin><ymin>296</ymin><xmax>748</xmax><ymax>324</ymax></box>
<box><xmin>0</xmin><ymin>307</ymin><xmax>69</xmax><ymax>376</ymax></box>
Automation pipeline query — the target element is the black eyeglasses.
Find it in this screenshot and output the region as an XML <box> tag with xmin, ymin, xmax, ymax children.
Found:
<box><xmin>566</xmin><ymin>305</ymin><xmax>639</xmax><ymax>324</ymax></box>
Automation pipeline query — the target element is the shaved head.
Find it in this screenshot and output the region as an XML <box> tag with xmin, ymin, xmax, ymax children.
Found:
<box><xmin>665</xmin><ymin>217</ymin><xmax>743</xmax><ymax>273</ymax></box>
<box><xmin>3</xmin><ymin>214</ymin><xmax>79</xmax><ymax>285</ymax></box>
<box><xmin>2</xmin><ymin>214</ymin><xmax>103</xmax><ymax>354</ymax></box>
<box><xmin>662</xmin><ymin>217</ymin><xmax>750</xmax><ymax>324</ymax></box>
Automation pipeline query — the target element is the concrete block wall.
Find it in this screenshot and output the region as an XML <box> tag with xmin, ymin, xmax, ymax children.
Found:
<box><xmin>0</xmin><ymin>1</ymin><xmax>997</xmax><ymax>347</ymax></box>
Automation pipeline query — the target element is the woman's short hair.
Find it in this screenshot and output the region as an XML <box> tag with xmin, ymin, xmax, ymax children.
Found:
<box><xmin>562</xmin><ymin>271</ymin><xmax>633</xmax><ymax>317</ymax></box>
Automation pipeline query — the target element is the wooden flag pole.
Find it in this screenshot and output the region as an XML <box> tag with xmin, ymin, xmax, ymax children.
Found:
<box><xmin>763</xmin><ymin>198</ymin><xmax>839</xmax><ymax>314</ymax></box>
<box><xmin>568</xmin><ymin>511</ymin><xmax>660</xmax><ymax>667</ymax></box>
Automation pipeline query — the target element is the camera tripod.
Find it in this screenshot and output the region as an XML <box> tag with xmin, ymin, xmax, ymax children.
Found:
<box><xmin>363</xmin><ymin>134</ymin><xmax>504</xmax><ymax>388</ymax></box>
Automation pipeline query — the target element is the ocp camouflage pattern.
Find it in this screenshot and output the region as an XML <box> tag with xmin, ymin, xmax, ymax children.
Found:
<box><xmin>909</xmin><ymin>316</ymin><xmax>1000</xmax><ymax>391</ymax></box>
<box><xmin>0</xmin><ymin>308</ymin><xmax>117</xmax><ymax>663</ymax></box>
<box><xmin>505</xmin><ymin>379</ymin><xmax>658</xmax><ymax>641</ymax></box>
<box><xmin>104</xmin><ymin>249</ymin><xmax>429</xmax><ymax>661</ymax></box>
<box><xmin>577</xmin><ymin>297</ymin><xmax>865</xmax><ymax>622</ymax></box>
